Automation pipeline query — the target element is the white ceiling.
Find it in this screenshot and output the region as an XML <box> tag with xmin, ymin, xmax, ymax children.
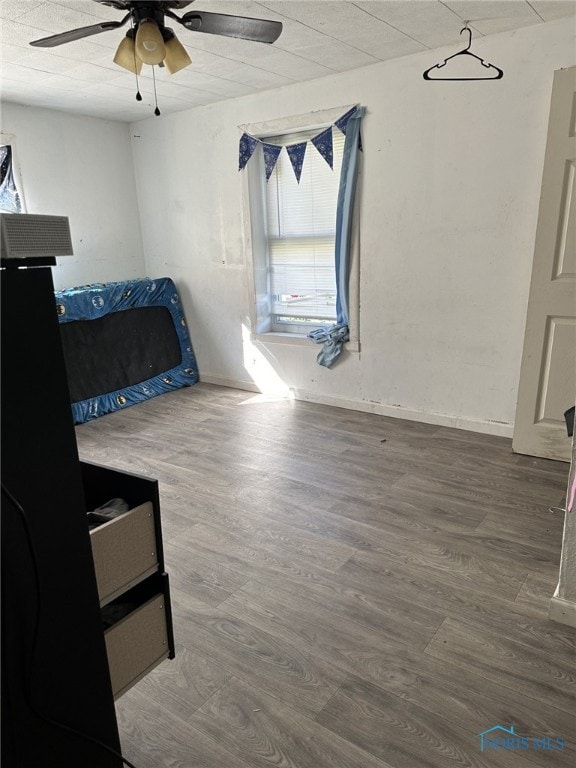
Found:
<box><xmin>1</xmin><ymin>0</ymin><xmax>575</xmax><ymax>122</ymax></box>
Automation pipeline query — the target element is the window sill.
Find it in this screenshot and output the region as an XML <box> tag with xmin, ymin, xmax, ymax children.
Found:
<box><xmin>252</xmin><ymin>332</ymin><xmax>360</xmax><ymax>352</ymax></box>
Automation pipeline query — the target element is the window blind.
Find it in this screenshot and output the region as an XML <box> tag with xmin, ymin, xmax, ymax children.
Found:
<box><xmin>265</xmin><ymin>128</ymin><xmax>344</xmax><ymax>323</ymax></box>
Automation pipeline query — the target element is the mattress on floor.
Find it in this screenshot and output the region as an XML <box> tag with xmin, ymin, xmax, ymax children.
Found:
<box><xmin>55</xmin><ymin>277</ymin><xmax>199</xmax><ymax>424</ymax></box>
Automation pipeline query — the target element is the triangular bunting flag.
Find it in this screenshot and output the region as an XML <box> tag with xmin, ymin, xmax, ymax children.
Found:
<box><xmin>311</xmin><ymin>127</ymin><xmax>333</xmax><ymax>169</ymax></box>
<box><xmin>334</xmin><ymin>106</ymin><xmax>357</xmax><ymax>136</ymax></box>
<box><xmin>262</xmin><ymin>143</ymin><xmax>282</xmax><ymax>181</ymax></box>
<box><xmin>286</xmin><ymin>142</ymin><xmax>307</xmax><ymax>183</ymax></box>
<box><xmin>239</xmin><ymin>107</ymin><xmax>362</xmax><ymax>178</ymax></box>
<box><xmin>238</xmin><ymin>133</ymin><xmax>259</xmax><ymax>171</ymax></box>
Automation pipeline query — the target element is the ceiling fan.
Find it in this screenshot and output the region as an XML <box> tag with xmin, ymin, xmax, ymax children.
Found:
<box><xmin>30</xmin><ymin>1</ymin><xmax>283</xmax><ymax>76</ymax></box>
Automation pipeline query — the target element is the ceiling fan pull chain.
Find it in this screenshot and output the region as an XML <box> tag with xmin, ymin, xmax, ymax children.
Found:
<box><xmin>152</xmin><ymin>65</ymin><xmax>161</xmax><ymax>116</ymax></box>
<box><xmin>131</xmin><ymin>18</ymin><xmax>142</xmax><ymax>101</ymax></box>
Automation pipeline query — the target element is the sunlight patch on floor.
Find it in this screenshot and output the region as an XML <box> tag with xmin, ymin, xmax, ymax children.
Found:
<box><xmin>241</xmin><ymin>324</ymin><xmax>293</xmax><ymax>400</ymax></box>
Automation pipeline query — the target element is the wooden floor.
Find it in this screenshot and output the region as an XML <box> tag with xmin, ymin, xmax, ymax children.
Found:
<box><xmin>75</xmin><ymin>383</ymin><xmax>575</xmax><ymax>768</ymax></box>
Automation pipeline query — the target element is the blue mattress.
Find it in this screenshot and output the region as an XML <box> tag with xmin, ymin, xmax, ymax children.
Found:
<box><xmin>55</xmin><ymin>277</ymin><xmax>199</xmax><ymax>424</ymax></box>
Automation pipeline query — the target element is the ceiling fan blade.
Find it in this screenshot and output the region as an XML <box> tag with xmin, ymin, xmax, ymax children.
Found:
<box><xmin>92</xmin><ymin>0</ymin><xmax>131</xmax><ymax>9</ymax></box>
<box><xmin>179</xmin><ymin>11</ymin><xmax>282</xmax><ymax>44</ymax></box>
<box><xmin>30</xmin><ymin>17</ymin><xmax>129</xmax><ymax>48</ymax></box>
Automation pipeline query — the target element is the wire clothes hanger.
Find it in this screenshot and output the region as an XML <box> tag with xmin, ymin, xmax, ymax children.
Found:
<box><xmin>423</xmin><ymin>25</ymin><xmax>504</xmax><ymax>81</ymax></box>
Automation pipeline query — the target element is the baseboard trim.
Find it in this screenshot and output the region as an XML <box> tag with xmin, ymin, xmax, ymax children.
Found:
<box><xmin>292</xmin><ymin>389</ymin><xmax>514</xmax><ymax>437</ymax></box>
<box><xmin>200</xmin><ymin>374</ymin><xmax>261</xmax><ymax>394</ymax></box>
<box><xmin>199</xmin><ymin>375</ymin><xmax>514</xmax><ymax>438</ymax></box>
<box><xmin>549</xmin><ymin>594</ymin><xmax>576</xmax><ymax>628</ymax></box>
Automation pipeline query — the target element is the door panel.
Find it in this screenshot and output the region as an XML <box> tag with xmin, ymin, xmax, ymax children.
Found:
<box><xmin>552</xmin><ymin>159</ymin><xmax>575</xmax><ymax>279</ymax></box>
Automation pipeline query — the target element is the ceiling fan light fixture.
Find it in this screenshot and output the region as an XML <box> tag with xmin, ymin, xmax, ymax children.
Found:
<box><xmin>163</xmin><ymin>34</ymin><xmax>192</xmax><ymax>75</ymax></box>
<box><xmin>113</xmin><ymin>34</ymin><xmax>142</xmax><ymax>74</ymax></box>
<box><xmin>135</xmin><ymin>19</ymin><xmax>166</xmax><ymax>65</ymax></box>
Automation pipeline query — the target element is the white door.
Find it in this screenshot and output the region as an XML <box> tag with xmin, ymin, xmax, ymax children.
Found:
<box><xmin>513</xmin><ymin>67</ymin><xmax>576</xmax><ymax>462</ymax></box>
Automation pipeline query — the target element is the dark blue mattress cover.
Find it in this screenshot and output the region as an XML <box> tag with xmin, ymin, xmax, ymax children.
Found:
<box><xmin>55</xmin><ymin>277</ymin><xmax>198</xmax><ymax>423</ymax></box>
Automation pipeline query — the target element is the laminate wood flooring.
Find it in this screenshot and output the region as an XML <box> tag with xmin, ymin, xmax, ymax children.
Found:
<box><xmin>75</xmin><ymin>383</ymin><xmax>575</xmax><ymax>768</ymax></box>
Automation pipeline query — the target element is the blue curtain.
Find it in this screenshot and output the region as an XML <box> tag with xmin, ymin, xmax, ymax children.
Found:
<box><xmin>308</xmin><ymin>106</ymin><xmax>364</xmax><ymax>367</ymax></box>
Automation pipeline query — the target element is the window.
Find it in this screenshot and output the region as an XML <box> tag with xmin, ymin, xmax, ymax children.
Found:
<box><xmin>243</xmin><ymin>106</ymin><xmax>362</xmax><ymax>353</ymax></box>
<box><xmin>248</xmin><ymin>126</ymin><xmax>345</xmax><ymax>336</ymax></box>
<box><xmin>0</xmin><ymin>135</ymin><xmax>25</xmax><ymax>214</ymax></box>
<box><xmin>265</xmin><ymin>128</ymin><xmax>344</xmax><ymax>334</ymax></box>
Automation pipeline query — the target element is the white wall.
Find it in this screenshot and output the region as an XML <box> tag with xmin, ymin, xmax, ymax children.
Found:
<box><xmin>136</xmin><ymin>19</ymin><xmax>571</xmax><ymax>433</ymax></box>
<box><xmin>0</xmin><ymin>103</ymin><xmax>146</xmax><ymax>289</ymax></box>
<box><xmin>0</xmin><ymin>25</ymin><xmax>571</xmax><ymax>434</ymax></box>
